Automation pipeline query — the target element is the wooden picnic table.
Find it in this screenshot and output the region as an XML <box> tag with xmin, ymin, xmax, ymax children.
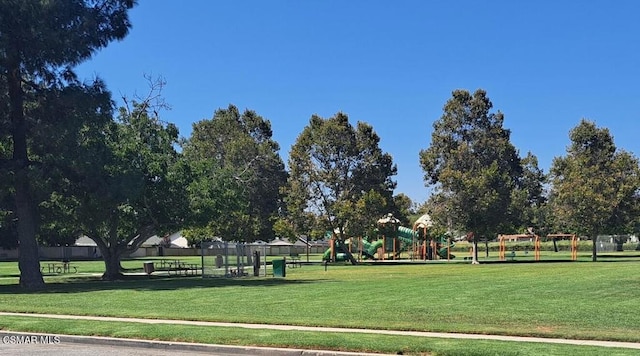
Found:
<box><xmin>288</xmin><ymin>253</ymin><xmax>302</xmax><ymax>268</ymax></box>
<box><xmin>41</xmin><ymin>262</ymin><xmax>77</xmax><ymax>274</ymax></box>
<box><xmin>158</xmin><ymin>259</ymin><xmax>200</xmax><ymax>276</ymax></box>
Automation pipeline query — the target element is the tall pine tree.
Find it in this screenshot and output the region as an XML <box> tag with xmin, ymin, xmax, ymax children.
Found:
<box><xmin>420</xmin><ymin>89</ymin><xmax>522</xmax><ymax>263</ymax></box>
<box><xmin>0</xmin><ymin>0</ymin><xmax>135</xmax><ymax>288</ymax></box>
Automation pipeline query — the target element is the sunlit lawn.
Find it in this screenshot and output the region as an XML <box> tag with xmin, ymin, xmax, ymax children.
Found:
<box><xmin>0</xmin><ymin>256</ymin><xmax>639</xmax><ymax>355</ymax></box>
<box><xmin>1</xmin><ymin>315</ymin><xmax>638</xmax><ymax>356</ymax></box>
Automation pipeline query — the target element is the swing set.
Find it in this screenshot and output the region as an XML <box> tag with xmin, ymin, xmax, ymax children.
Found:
<box><xmin>498</xmin><ymin>233</ymin><xmax>578</xmax><ymax>261</ymax></box>
<box><xmin>547</xmin><ymin>233</ymin><xmax>578</xmax><ymax>261</ymax></box>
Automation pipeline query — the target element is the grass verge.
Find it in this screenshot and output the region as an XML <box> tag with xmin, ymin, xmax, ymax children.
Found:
<box><xmin>1</xmin><ymin>260</ymin><xmax>639</xmax><ymax>354</ymax></box>
<box><xmin>0</xmin><ymin>315</ymin><xmax>638</xmax><ymax>356</ymax></box>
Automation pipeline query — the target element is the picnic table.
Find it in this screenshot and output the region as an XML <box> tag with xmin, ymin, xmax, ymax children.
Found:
<box><xmin>158</xmin><ymin>259</ymin><xmax>200</xmax><ymax>276</ymax></box>
<box><xmin>41</xmin><ymin>262</ymin><xmax>77</xmax><ymax>274</ymax></box>
<box><xmin>288</xmin><ymin>253</ymin><xmax>301</xmax><ymax>268</ymax></box>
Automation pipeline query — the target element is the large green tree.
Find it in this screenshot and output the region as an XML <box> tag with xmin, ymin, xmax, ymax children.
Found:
<box><xmin>392</xmin><ymin>193</ymin><xmax>415</xmax><ymax>227</ymax></box>
<box><xmin>549</xmin><ymin>120</ymin><xmax>640</xmax><ymax>261</ymax></box>
<box><xmin>0</xmin><ymin>0</ymin><xmax>135</xmax><ymax>288</ymax></box>
<box><xmin>72</xmin><ymin>97</ymin><xmax>186</xmax><ymax>280</ymax></box>
<box><xmin>419</xmin><ymin>89</ymin><xmax>522</xmax><ymax>263</ymax></box>
<box><xmin>417</xmin><ymin>192</ymin><xmax>454</xmax><ymax>238</ymax></box>
<box><xmin>509</xmin><ymin>152</ymin><xmax>548</xmax><ymax>234</ymax></box>
<box><xmin>181</xmin><ymin>105</ymin><xmax>287</xmax><ymax>243</ymax></box>
<box><xmin>28</xmin><ymin>80</ymin><xmax>115</xmax><ymax>249</ymax></box>
<box><xmin>286</xmin><ymin>113</ymin><xmax>397</xmax><ymax>263</ymax></box>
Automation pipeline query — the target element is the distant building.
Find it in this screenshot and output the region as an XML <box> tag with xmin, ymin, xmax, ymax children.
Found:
<box><xmin>74</xmin><ymin>231</ymin><xmax>190</xmax><ymax>249</ymax></box>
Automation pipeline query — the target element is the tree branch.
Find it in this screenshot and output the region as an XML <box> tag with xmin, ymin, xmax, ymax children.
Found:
<box><xmin>126</xmin><ymin>224</ymin><xmax>156</xmax><ymax>252</ymax></box>
<box><xmin>121</xmin><ymin>74</ymin><xmax>171</xmax><ymax>122</ymax></box>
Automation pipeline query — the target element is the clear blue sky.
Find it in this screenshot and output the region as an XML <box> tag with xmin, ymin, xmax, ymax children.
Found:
<box><xmin>76</xmin><ymin>1</ymin><xmax>640</xmax><ymax>204</ymax></box>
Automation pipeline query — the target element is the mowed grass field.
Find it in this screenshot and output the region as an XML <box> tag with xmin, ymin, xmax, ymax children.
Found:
<box><xmin>0</xmin><ymin>258</ymin><xmax>639</xmax><ymax>355</ymax></box>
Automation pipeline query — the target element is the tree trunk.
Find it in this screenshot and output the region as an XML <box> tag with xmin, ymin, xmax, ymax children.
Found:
<box><xmin>101</xmin><ymin>247</ymin><xmax>124</xmax><ymax>280</ymax></box>
<box><xmin>8</xmin><ymin>57</ymin><xmax>44</xmax><ymax>289</ymax></box>
<box><xmin>592</xmin><ymin>237</ymin><xmax>598</xmax><ymax>262</ymax></box>
<box><xmin>15</xmin><ymin>177</ymin><xmax>44</xmax><ymax>288</ymax></box>
<box><xmin>485</xmin><ymin>238</ymin><xmax>489</xmax><ymax>258</ymax></box>
<box><xmin>336</xmin><ymin>242</ymin><xmax>358</xmax><ymax>265</ymax></box>
<box><xmin>472</xmin><ymin>238</ymin><xmax>480</xmax><ymax>264</ymax></box>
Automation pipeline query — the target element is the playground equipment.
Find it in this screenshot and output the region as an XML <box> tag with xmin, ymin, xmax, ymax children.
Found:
<box><xmin>322</xmin><ymin>213</ymin><xmax>455</xmax><ymax>262</ymax></box>
<box><xmin>498</xmin><ymin>234</ymin><xmax>540</xmax><ymax>261</ymax></box>
<box><xmin>432</xmin><ymin>234</ymin><xmax>456</xmax><ymax>260</ymax></box>
<box><xmin>412</xmin><ymin>213</ymin><xmax>455</xmax><ymax>261</ymax></box>
<box><xmin>413</xmin><ymin>213</ymin><xmax>431</xmax><ymax>260</ymax></box>
<box><xmin>498</xmin><ymin>233</ymin><xmax>578</xmax><ymax>261</ymax></box>
<box><xmin>547</xmin><ymin>233</ymin><xmax>578</xmax><ymax>260</ymax></box>
<box><xmin>377</xmin><ymin>213</ymin><xmax>402</xmax><ymax>260</ymax></box>
<box><xmin>322</xmin><ymin>234</ymin><xmax>362</xmax><ymax>263</ymax></box>
<box><xmin>349</xmin><ymin>237</ymin><xmax>383</xmax><ymax>260</ymax></box>
<box><xmin>322</xmin><ymin>236</ymin><xmax>384</xmax><ymax>262</ymax></box>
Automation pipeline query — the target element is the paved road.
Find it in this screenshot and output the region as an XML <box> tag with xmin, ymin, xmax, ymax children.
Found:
<box><xmin>0</xmin><ymin>341</ymin><xmax>216</xmax><ymax>356</ymax></box>
<box><xmin>0</xmin><ymin>331</ymin><xmax>383</xmax><ymax>356</ymax></box>
<box><xmin>0</xmin><ymin>342</ymin><xmax>308</xmax><ymax>356</ymax></box>
<box><xmin>0</xmin><ymin>332</ymin><xmax>384</xmax><ymax>356</ymax></box>
<box><xmin>1</xmin><ymin>311</ymin><xmax>640</xmax><ymax>354</ymax></box>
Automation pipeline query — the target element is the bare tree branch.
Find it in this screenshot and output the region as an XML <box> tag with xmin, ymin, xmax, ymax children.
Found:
<box><xmin>120</xmin><ymin>74</ymin><xmax>171</xmax><ymax>122</ymax></box>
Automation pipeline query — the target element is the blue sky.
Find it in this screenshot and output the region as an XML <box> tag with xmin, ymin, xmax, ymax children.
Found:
<box><xmin>75</xmin><ymin>1</ymin><xmax>640</xmax><ymax>204</ymax></box>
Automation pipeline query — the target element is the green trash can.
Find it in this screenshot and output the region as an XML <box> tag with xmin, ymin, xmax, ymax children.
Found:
<box><xmin>272</xmin><ymin>259</ymin><xmax>286</xmax><ymax>277</ymax></box>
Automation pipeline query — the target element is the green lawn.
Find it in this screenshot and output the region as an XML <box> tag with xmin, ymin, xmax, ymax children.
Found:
<box><xmin>0</xmin><ymin>258</ymin><xmax>639</xmax><ymax>355</ymax></box>
<box><xmin>1</xmin><ymin>315</ymin><xmax>637</xmax><ymax>356</ymax></box>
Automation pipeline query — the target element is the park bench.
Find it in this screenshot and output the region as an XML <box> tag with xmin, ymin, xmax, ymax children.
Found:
<box><xmin>288</xmin><ymin>253</ymin><xmax>301</xmax><ymax>268</ymax></box>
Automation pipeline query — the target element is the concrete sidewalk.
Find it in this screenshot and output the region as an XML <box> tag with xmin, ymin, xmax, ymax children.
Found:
<box><xmin>1</xmin><ymin>312</ymin><xmax>640</xmax><ymax>351</ymax></box>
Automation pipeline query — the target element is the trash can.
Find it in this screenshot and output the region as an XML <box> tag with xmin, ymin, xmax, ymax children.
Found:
<box><xmin>215</xmin><ymin>255</ymin><xmax>223</xmax><ymax>268</ymax></box>
<box><xmin>143</xmin><ymin>262</ymin><xmax>154</xmax><ymax>275</ymax></box>
<box><xmin>272</xmin><ymin>259</ymin><xmax>286</xmax><ymax>277</ymax></box>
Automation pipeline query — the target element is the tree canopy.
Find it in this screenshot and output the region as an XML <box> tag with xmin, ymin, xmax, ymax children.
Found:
<box><xmin>181</xmin><ymin>105</ymin><xmax>287</xmax><ymax>243</ymax></box>
<box><xmin>506</xmin><ymin>152</ymin><xmax>548</xmax><ymax>235</ymax></box>
<box><xmin>1</xmin><ymin>1</ymin><xmax>639</xmax><ymax>279</ymax></box>
<box><xmin>71</xmin><ymin>93</ymin><xmax>185</xmax><ymax>280</ymax></box>
<box><xmin>0</xmin><ymin>0</ymin><xmax>135</xmax><ymax>288</ymax></box>
<box><xmin>31</xmin><ymin>79</ymin><xmax>115</xmax><ymax>248</ymax></box>
<box><xmin>549</xmin><ymin>119</ymin><xmax>640</xmax><ymax>261</ymax></box>
<box><xmin>286</xmin><ymin>112</ymin><xmax>397</xmax><ymax>260</ymax></box>
<box><xmin>419</xmin><ymin>89</ymin><xmax>522</xmax><ymax>262</ymax></box>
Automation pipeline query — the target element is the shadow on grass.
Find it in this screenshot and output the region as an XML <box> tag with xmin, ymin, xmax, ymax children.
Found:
<box><xmin>0</xmin><ymin>274</ymin><xmax>21</xmax><ymax>278</ymax></box>
<box><xmin>0</xmin><ymin>274</ymin><xmax>325</xmax><ymax>294</ymax></box>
